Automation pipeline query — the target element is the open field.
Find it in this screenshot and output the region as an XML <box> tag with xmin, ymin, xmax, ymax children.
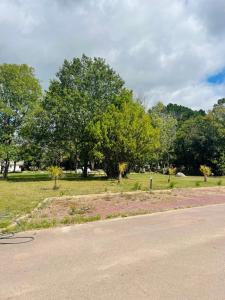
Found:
<box><xmin>1</xmin><ymin>171</ymin><xmax>225</xmax><ymax>229</ymax></box>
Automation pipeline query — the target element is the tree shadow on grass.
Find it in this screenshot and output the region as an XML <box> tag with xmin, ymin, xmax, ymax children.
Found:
<box><xmin>3</xmin><ymin>174</ymin><xmax>51</xmax><ymax>182</ymax></box>
<box><xmin>61</xmin><ymin>174</ymin><xmax>108</xmax><ymax>181</ymax></box>
<box><xmin>3</xmin><ymin>173</ymin><xmax>108</xmax><ymax>183</ymax></box>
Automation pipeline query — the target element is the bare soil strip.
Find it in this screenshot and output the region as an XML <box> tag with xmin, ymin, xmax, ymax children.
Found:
<box><xmin>31</xmin><ymin>187</ymin><xmax>225</xmax><ymax>221</ymax></box>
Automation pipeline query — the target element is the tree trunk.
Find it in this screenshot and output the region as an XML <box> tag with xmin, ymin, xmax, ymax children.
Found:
<box><xmin>118</xmin><ymin>172</ymin><xmax>122</xmax><ymax>183</ymax></box>
<box><xmin>53</xmin><ymin>177</ymin><xmax>57</xmax><ymax>189</ymax></box>
<box><xmin>13</xmin><ymin>161</ymin><xmax>16</xmax><ymax>172</ymax></box>
<box><xmin>105</xmin><ymin>161</ymin><xmax>119</xmax><ymax>179</ymax></box>
<box><xmin>74</xmin><ymin>147</ymin><xmax>79</xmax><ymax>174</ymax></box>
<box><xmin>204</xmin><ymin>175</ymin><xmax>207</xmax><ymax>182</ymax></box>
<box><xmin>75</xmin><ymin>157</ymin><xmax>78</xmax><ymax>174</ymax></box>
<box><xmin>3</xmin><ymin>159</ymin><xmax>9</xmax><ymax>179</ymax></box>
<box><xmin>83</xmin><ymin>160</ymin><xmax>88</xmax><ymax>178</ymax></box>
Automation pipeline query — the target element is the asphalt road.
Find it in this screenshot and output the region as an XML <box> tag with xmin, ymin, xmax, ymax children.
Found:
<box><xmin>1</xmin><ymin>204</ymin><xmax>225</xmax><ymax>299</ymax></box>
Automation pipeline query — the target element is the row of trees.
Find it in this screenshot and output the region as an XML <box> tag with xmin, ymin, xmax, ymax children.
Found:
<box><xmin>1</xmin><ymin>54</ymin><xmax>225</xmax><ymax>178</ymax></box>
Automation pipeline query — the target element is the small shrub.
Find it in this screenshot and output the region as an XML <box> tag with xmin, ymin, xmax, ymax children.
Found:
<box><xmin>0</xmin><ymin>219</ymin><xmax>11</xmax><ymax>229</ymax></box>
<box><xmin>106</xmin><ymin>214</ymin><xmax>120</xmax><ymax>219</ymax></box>
<box><xmin>118</xmin><ymin>162</ymin><xmax>128</xmax><ymax>183</ymax></box>
<box><xmin>169</xmin><ymin>181</ymin><xmax>176</xmax><ymax>189</ymax></box>
<box><xmin>69</xmin><ymin>205</ymin><xmax>91</xmax><ymax>215</ymax></box>
<box><xmin>199</xmin><ymin>165</ymin><xmax>211</xmax><ymax>182</ymax></box>
<box><xmin>47</xmin><ymin>166</ymin><xmax>63</xmax><ymax>189</ymax></box>
<box><xmin>217</xmin><ymin>180</ymin><xmax>222</xmax><ymax>186</ymax></box>
<box><xmin>69</xmin><ymin>207</ymin><xmax>78</xmax><ymax>215</ymax></box>
<box><xmin>195</xmin><ymin>181</ymin><xmax>200</xmax><ymax>187</ymax></box>
<box><xmin>168</xmin><ymin>167</ymin><xmax>176</xmax><ymax>183</ymax></box>
<box><xmin>121</xmin><ymin>213</ymin><xmax>129</xmax><ymax>218</ymax></box>
<box><xmin>106</xmin><ymin>214</ymin><xmax>114</xmax><ymax>219</ymax></box>
<box><xmin>132</xmin><ymin>182</ymin><xmax>142</xmax><ymax>191</ymax></box>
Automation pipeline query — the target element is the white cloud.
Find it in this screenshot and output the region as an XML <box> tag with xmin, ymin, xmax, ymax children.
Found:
<box><xmin>0</xmin><ymin>0</ymin><xmax>225</xmax><ymax>110</ymax></box>
<box><xmin>146</xmin><ymin>83</ymin><xmax>225</xmax><ymax>110</ymax></box>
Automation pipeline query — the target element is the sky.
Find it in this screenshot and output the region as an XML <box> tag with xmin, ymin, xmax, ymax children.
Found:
<box><xmin>1</xmin><ymin>0</ymin><xmax>225</xmax><ymax>110</ymax></box>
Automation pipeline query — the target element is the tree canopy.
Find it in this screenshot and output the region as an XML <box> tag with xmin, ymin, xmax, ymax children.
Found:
<box><xmin>165</xmin><ymin>103</ymin><xmax>205</xmax><ymax>123</ymax></box>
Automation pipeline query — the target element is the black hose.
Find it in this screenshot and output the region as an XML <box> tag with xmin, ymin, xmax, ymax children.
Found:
<box><xmin>0</xmin><ymin>232</ymin><xmax>34</xmax><ymax>245</ymax></box>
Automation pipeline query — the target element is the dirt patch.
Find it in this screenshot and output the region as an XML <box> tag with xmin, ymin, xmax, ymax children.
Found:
<box><xmin>31</xmin><ymin>187</ymin><xmax>225</xmax><ymax>221</ymax></box>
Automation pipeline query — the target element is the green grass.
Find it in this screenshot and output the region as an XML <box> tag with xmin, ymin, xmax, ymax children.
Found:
<box><xmin>6</xmin><ymin>215</ymin><xmax>102</xmax><ymax>232</ymax></box>
<box><xmin>0</xmin><ymin>171</ymin><xmax>224</xmax><ymax>229</ymax></box>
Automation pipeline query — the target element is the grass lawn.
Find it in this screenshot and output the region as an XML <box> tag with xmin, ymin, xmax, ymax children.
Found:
<box><xmin>0</xmin><ymin>171</ymin><xmax>224</xmax><ymax>229</ymax></box>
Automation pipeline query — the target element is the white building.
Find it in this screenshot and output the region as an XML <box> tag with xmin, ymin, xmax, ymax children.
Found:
<box><xmin>0</xmin><ymin>161</ymin><xmax>24</xmax><ymax>173</ymax></box>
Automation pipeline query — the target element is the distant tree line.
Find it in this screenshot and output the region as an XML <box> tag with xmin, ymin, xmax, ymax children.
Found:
<box><xmin>149</xmin><ymin>99</ymin><xmax>225</xmax><ymax>175</ymax></box>
<box><xmin>1</xmin><ymin>55</ymin><xmax>225</xmax><ymax>178</ymax></box>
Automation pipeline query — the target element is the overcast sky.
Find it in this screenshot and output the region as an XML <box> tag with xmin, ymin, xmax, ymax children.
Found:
<box><xmin>1</xmin><ymin>0</ymin><xmax>225</xmax><ymax>110</ymax></box>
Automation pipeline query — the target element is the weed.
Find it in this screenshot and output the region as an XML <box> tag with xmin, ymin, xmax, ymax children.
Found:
<box><xmin>195</xmin><ymin>181</ymin><xmax>200</xmax><ymax>187</ymax></box>
<box><xmin>8</xmin><ymin>215</ymin><xmax>101</xmax><ymax>232</ymax></box>
<box><xmin>106</xmin><ymin>214</ymin><xmax>120</xmax><ymax>219</ymax></box>
<box><xmin>15</xmin><ymin>218</ymin><xmax>57</xmax><ymax>231</ymax></box>
<box><xmin>106</xmin><ymin>214</ymin><xmax>114</xmax><ymax>219</ymax></box>
<box><xmin>169</xmin><ymin>182</ymin><xmax>176</xmax><ymax>189</ymax></box>
<box><xmin>61</xmin><ymin>215</ymin><xmax>100</xmax><ymax>225</ymax></box>
<box><xmin>217</xmin><ymin>180</ymin><xmax>222</xmax><ymax>186</ymax></box>
<box><xmin>132</xmin><ymin>182</ymin><xmax>142</xmax><ymax>191</ymax></box>
<box><xmin>0</xmin><ymin>219</ymin><xmax>11</xmax><ymax>229</ymax></box>
<box><xmin>69</xmin><ymin>205</ymin><xmax>91</xmax><ymax>215</ymax></box>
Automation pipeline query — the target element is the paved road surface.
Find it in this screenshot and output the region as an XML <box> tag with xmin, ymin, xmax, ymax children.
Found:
<box><xmin>1</xmin><ymin>204</ymin><xmax>225</xmax><ymax>299</ymax></box>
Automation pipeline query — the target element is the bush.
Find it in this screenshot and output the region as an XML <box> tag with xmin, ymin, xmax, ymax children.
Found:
<box><xmin>199</xmin><ymin>165</ymin><xmax>211</xmax><ymax>182</ymax></box>
<box><xmin>47</xmin><ymin>166</ymin><xmax>63</xmax><ymax>189</ymax></box>
<box><xmin>118</xmin><ymin>162</ymin><xmax>128</xmax><ymax>183</ymax></box>
<box><xmin>168</xmin><ymin>167</ymin><xmax>176</xmax><ymax>183</ymax></box>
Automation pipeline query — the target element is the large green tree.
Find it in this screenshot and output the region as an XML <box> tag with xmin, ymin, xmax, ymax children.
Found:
<box><xmin>89</xmin><ymin>91</ymin><xmax>159</xmax><ymax>177</ymax></box>
<box><xmin>0</xmin><ymin>64</ymin><xmax>42</xmax><ymax>178</ymax></box>
<box><xmin>34</xmin><ymin>55</ymin><xmax>125</xmax><ymax>175</ymax></box>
